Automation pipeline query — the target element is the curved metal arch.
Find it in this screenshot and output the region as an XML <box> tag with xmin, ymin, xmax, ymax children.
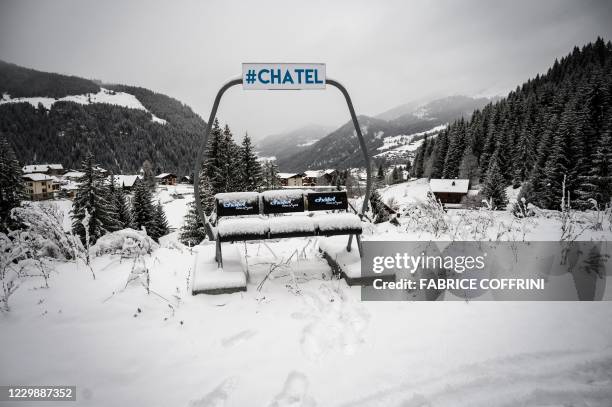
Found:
<box><xmin>194</xmin><ymin>76</ymin><xmax>372</xmax><ymax>241</ymax></box>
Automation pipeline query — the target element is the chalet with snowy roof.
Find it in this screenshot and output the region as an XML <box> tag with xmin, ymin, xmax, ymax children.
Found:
<box><xmin>155</xmin><ymin>172</ymin><xmax>177</xmax><ymax>185</ymax></box>
<box><xmin>62</xmin><ymin>171</ymin><xmax>85</xmax><ymax>181</ymax></box>
<box><xmin>278</xmin><ymin>172</ymin><xmax>304</xmax><ymax>187</ymax></box>
<box><xmin>429</xmin><ymin>179</ymin><xmax>470</xmax><ymax>206</ymax></box>
<box><xmin>23</xmin><ymin>173</ymin><xmax>55</xmax><ymax>201</ymax></box>
<box><xmin>110</xmin><ymin>175</ymin><xmax>142</xmax><ymax>191</ymax></box>
<box><xmin>302</xmin><ymin>169</ymin><xmax>338</xmax><ymax>186</ymax></box>
<box><xmin>22</xmin><ymin>163</ymin><xmax>64</xmax><ymax>176</ymax></box>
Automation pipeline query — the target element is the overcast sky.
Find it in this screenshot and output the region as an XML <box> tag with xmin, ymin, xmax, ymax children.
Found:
<box><xmin>1</xmin><ymin>0</ymin><xmax>611</xmax><ymax>140</ymax></box>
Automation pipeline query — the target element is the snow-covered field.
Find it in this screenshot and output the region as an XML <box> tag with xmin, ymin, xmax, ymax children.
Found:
<box><xmin>2</xmin><ymin>180</ymin><xmax>612</xmax><ymax>406</ymax></box>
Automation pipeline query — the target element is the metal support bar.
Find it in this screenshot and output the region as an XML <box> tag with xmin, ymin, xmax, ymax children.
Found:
<box><xmin>194</xmin><ymin>76</ymin><xmax>372</xmax><ymax>242</ymax></box>
<box><xmin>325</xmin><ymin>78</ymin><xmax>372</xmax><ymax>216</ymax></box>
<box><xmin>194</xmin><ymin>77</ymin><xmax>243</xmax><ymax>241</ymax></box>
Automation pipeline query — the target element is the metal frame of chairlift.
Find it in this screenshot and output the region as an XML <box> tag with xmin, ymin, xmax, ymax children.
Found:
<box><xmin>194</xmin><ymin>76</ymin><xmax>372</xmax><ymax>252</ymax></box>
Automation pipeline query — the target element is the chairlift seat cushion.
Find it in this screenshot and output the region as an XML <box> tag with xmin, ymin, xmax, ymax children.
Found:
<box><xmin>268</xmin><ymin>215</ymin><xmax>316</xmax><ymax>238</ymax></box>
<box><xmin>217</xmin><ymin>217</ymin><xmax>269</xmax><ymax>242</ymax></box>
<box><xmin>314</xmin><ymin>213</ymin><xmax>362</xmax><ymax>236</ymax></box>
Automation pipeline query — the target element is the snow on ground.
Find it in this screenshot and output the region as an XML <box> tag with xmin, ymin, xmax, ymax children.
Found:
<box><xmin>4</xmin><ymin>181</ymin><xmax>612</xmax><ymax>406</ymax></box>
<box><xmin>0</xmin><ymin>88</ymin><xmax>167</xmax><ymax>124</ymax></box>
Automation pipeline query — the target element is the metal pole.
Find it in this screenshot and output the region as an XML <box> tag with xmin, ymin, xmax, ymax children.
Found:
<box><xmin>326</xmin><ymin>78</ymin><xmax>372</xmax><ymax>216</ymax></box>
<box><xmin>194</xmin><ymin>77</ymin><xmax>242</xmax><ymax>241</ymax></box>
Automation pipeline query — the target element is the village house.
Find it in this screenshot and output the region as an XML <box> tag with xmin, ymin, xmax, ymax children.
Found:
<box><xmin>110</xmin><ymin>175</ymin><xmax>142</xmax><ymax>192</ymax></box>
<box><xmin>302</xmin><ymin>169</ymin><xmax>338</xmax><ymax>186</ymax></box>
<box><xmin>22</xmin><ymin>164</ymin><xmax>65</xmax><ymax>176</ymax></box>
<box><xmin>155</xmin><ymin>173</ymin><xmax>177</xmax><ymax>185</ymax></box>
<box><xmin>23</xmin><ymin>173</ymin><xmax>55</xmax><ymax>201</ymax></box>
<box><xmin>278</xmin><ymin>173</ymin><xmax>304</xmax><ymax>187</ymax></box>
<box><xmin>429</xmin><ymin>178</ymin><xmax>470</xmax><ymax>207</ymax></box>
<box><xmin>62</xmin><ymin>171</ymin><xmax>86</xmax><ymax>181</ymax></box>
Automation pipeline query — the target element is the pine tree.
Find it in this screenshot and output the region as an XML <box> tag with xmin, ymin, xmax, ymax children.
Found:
<box><xmin>577</xmin><ymin>129</ymin><xmax>612</xmax><ymax>208</ymax></box>
<box><xmin>241</xmin><ymin>132</ymin><xmax>263</xmax><ymax>191</ymax></box>
<box><xmin>108</xmin><ymin>175</ymin><xmax>132</xmax><ymax>229</ymax></box>
<box><xmin>149</xmin><ymin>201</ymin><xmax>169</xmax><ymax>242</ymax></box>
<box><xmin>369</xmin><ymin>189</ymin><xmax>391</xmax><ymax>223</ymax></box>
<box><xmin>72</xmin><ymin>152</ymin><xmax>120</xmax><ymax>245</ymax></box>
<box><xmin>458</xmin><ymin>145</ymin><xmax>480</xmax><ymax>183</ymax></box>
<box><xmin>375</xmin><ymin>164</ymin><xmax>386</xmax><ymax>188</ymax></box>
<box><xmin>180</xmin><ymin>171</ymin><xmax>214</xmax><ymax>245</ymax></box>
<box><xmin>0</xmin><ymin>136</ymin><xmax>24</xmax><ymax>231</ymax></box>
<box><xmin>205</xmin><ymin>119</ymin><xmax>225</xmax><ymax>193</ymax></box>
<box><xmin>261</xmin><ymin>160</ymin><xmax>281</xmax><ymax>189</ymax></box>
<box><xmin>481</xmin><ymin>152</ymin><xmax>508</xmax><ymax>209</ymax></box>
<box><xmin>142</xmin><ymin>160</ymin><xmax>156</xmax><ymax>190</ymax></box>
<box><xmin>221</xmin><ymin>125</ymin><xmax>243</xmax><ymax>192</ymax></box>
<box><xmin>131</xmin><ymin>180</ymin><xmax>155</xmax><ymax>235</ymax></box>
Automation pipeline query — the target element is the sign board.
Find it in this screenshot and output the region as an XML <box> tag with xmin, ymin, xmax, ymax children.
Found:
<box><xmin>242</xmin><ymin>63</ymin><xmax>326</xmax><ymax>90</ymax></box>
<box><xmin>306</xmin><ymin>191</ymin><xmax>349</xmax><ymax>211</ymax></box>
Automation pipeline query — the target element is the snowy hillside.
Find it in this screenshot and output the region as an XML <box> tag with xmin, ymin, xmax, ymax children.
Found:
<box><xmin>1</xmin><ymin>87</ymin><xmax>167</xmax><ymax>124</ymax></box>
<box><xmin>374</xmin><ymin>124</ymin><xmax>446</xmax><ymax>159</ymax></box>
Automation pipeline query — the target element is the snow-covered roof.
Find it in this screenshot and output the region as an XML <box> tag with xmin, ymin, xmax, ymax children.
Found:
<box><xmin>155</xmin><ymin>173</ymin><xmax>176</xmax><ymax>179</ymax></box>
<box><xmin>111</xmin><ymin>175</ymin><xmax>141</xmax><ymax>188</ymax></box>
<box><xmin>303</xmin><ymin>170</ymin><xmax>323</xmax><ymax>178</ymax></box>
<box><xmin>429</xmin><ymin>179</ymin><xmax>470</xmax><ymax>194</ymax></box>
<box><xmin>323</xmin><ymin>169</ymin><xmax>337</xmax><ymax>175</ymax></box>
<box><xmin>22</xmin><ymin>164</ymin><xmax>63</xmax><ymax>173</ymax></box>
<box><xmin>278</xmin><ymin>172</ymin><xmax>303</xmax><ymax>179</ymax></box>
<box><xmin>63</xmin><ymin>171</ymin><xmax>85</xmax><ymax>179</ymax></box>
<box><xmin>23</xmin><ymin>173</ymin><xmax>53</xmax><ymax>181</ymax></box>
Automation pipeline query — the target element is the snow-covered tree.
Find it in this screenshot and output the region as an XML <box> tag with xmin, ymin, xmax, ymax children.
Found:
<box><xmin>241</xmin><ymin>132</ymin><xmax>263</xmax><ymax>191</ymax></box>
<box><xmin>576</xmin><ymin>130</ymin><xmax>612</xmax><ymax>208</ymax></box>
<box><xmin>0</xmin><ymin>136</ymin><xmax>23</xmax><ymax>231</ymax></box>
<box><xmin>480</xmin><ymin>152</ymin><xmax>508</xmax><ymax>209</ymax></box>
<box><xmin>180</xmin><ymin>172</ymin><xmax>215</xmax><ymax>246</ymax></box>
<box><xmin>72</xmin><ymin>153</ymin><xmax>120</xmax><ymax>245</ymax></box>
<box><xmin>142</xmin><ymin>159</ymin><xmax>156</xmax><ymax>190</ymax></box>
<box><xmin>459</xmin><ymin>145</ymin><xmax>480</xmax><ymax>184</ymax></box>
<box><xmin>369</xmin><ymin>189</ymin><xmax>391</xmax><ymax>223</ymax></box>
<box><xmin>220</xmin><ymin>124</ymin><xmax>243</xmax><ymax>192</ymax></box>
<box><xmin>131</xmin><ymin>180</ymin><xmax>155</xmax><ymax>235</ymax></box>
<box><xmin>148</xmin><ymin>201</ymin><xmax>169</xmax><ymax>242</ymax></box>
<box><xmin>108</xmin><ymin>173</ymin><xmax>132</xmax><ymax>229</ymax></box>
<box><xmin>261</xmin><ymin>160</ymin><xmax>281</xmax><ymax>189</ymax></box>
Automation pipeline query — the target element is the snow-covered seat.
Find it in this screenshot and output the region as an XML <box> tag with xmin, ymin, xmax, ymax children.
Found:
<box><xmin>211</xmin><ymin>189</ymin><xmax>364</xmax><ymax>268</ymax></box>
<box><xmin>268</xmin><ymin>215</ymin><xmax>316</xmax><ymax>238</ymax></box>
<box><xmin>217</xmin><ymin>217</ymin><xmax>269</xmax><ymax>242</ymax></box>
<box><xmin>313</xmin><ymin>213</ymin><xmax>363</xmax><ymax>236</ymax></box>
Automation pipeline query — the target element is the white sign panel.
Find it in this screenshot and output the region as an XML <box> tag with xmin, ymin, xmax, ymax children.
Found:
<box><xmin>242</xmin><ymin>63</ymin><xmax>326</xmax><ymax>90</ymax></box>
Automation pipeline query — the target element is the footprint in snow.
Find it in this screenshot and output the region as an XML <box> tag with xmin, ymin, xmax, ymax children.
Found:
<box><xmin>268</xmin><ymin>371</ymin><xmax>316</xmax><ymax>407</ymax></box>
<box><xmin>188</xmin><ymin>377</ymin><xmax>236</xmax><ymax>407</ymax></box>
<box><xmin>221</xmin><ymin>329</ymin><xmax>257</xmax><ymax>347</ymax></box>
<box><xmin>299</xmin><ymin>285</ymin><xmax>370</xmax><ymax>359</ymax></box>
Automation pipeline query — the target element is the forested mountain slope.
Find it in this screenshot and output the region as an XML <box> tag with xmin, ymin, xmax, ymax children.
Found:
<box><xmin>277</xmin><ymin>96</ymin><xmax>492</xmax><ymax>171</ymax></box>
<box><xmin>412</xmin><ymin>38</ymin><xmax>612</xmax><ymax>210</ymax></box>
<box><xmin>0</xmin><ymin>61</ymin><xmax>206</xmax><ymax>175</ymax></box>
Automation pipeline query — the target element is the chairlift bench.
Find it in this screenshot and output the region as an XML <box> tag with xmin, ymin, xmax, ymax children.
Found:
<box><xmin>212</xmin><ymin>189</ymin><xmax>363</xmax><ymax>268</ymax></box>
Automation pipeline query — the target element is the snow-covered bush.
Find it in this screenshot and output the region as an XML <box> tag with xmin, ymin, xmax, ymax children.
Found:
<box><xmin>10</xmin><ymin>202</ymin><xmax>82</xmax><ymax>260</ymax></box>
<box><xmin>90</xmin><ymin>228</ymin><xmax>158</xmax><ymax>258</ymax></box>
